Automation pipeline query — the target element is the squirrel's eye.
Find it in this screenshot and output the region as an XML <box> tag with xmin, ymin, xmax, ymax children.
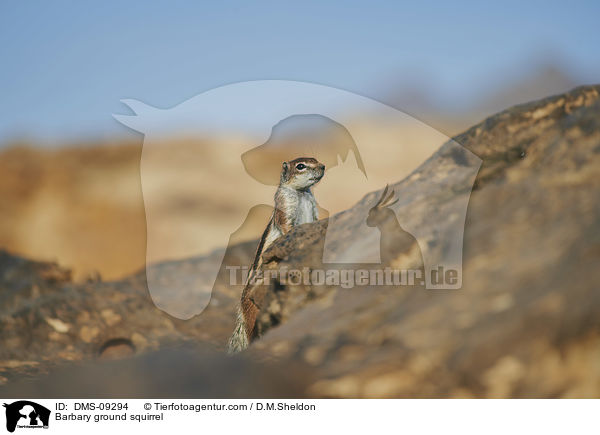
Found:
<box><xmin>296</xmin><ymin>163</ymin><xmax>306</xmax><ymax>170</ymax></box>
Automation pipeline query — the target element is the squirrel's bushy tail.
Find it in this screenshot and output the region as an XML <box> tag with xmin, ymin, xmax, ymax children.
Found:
<box><xmin>227</xmin><ymin>308</ymin><xmax>249</xmax><ymax>354</ymax></box>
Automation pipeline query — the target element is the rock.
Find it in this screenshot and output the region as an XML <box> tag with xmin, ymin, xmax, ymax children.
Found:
<box><xmin>244</xmin><ymin>85</ymin><xmax>600</xmax><ymax>397</ymax></box>
<box><xmin>0</xmin><ymin>243</ymin><xmax>255</xmax><ymax>382</ymax></box>
<box><xmin>0</xmin><ymin>345</ymin><xmax>311</xmax><ymax>398</ymax></box>
<box><xmin>0</xmin><ymin>85</ymin><xmax>599</xmax><ymax>398</ymax></box>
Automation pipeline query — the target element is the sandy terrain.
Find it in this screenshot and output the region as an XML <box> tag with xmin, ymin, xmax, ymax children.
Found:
<box><xmin>0</xmin><ymin>117</ymin><xmax>451</xmax><ymax>280</ymax></box>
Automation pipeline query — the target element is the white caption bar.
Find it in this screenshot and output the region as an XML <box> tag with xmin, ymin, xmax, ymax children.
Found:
<box><xmin>1</xmin><ymin>399</ymin><xmax>597</xmax><ymax>434</ymax></box>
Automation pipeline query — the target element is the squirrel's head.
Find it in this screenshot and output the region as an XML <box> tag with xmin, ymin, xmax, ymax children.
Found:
<box><xmin>280</xmin><ymin>157</ymin><xmax>325</xmax><ymax>190</ymax></box>
<box><xmin>366</xmin><ymin>185</ymin><xmax>399</xmax><ymax>227</ymax></box>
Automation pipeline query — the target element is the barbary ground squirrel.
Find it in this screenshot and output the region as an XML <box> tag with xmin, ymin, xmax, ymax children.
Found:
<box><xmin>227</xmin><ymin>157</ymin><xmax>325</xmax><ymax>353</ymax></box>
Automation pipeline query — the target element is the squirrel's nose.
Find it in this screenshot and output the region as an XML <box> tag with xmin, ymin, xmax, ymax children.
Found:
<box><xmin>319</xmin><ymin>163</ymin><xmax>325</xmax><ymax>170</ymax></box>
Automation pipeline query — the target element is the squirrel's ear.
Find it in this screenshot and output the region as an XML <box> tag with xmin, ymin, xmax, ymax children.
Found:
<box><xmin>281</xmin><ymin>161</ymin><xmax>289</xmax><ymax>182</ymax></box>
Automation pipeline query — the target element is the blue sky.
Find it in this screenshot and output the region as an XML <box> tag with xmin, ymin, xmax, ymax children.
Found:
<box><xmin>1</xmin><ymin>0</ymin><xmax>598</xmax><ymax>144</ymax></box>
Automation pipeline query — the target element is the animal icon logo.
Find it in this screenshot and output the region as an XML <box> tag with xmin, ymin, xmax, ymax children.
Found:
<box><xmin>3</xmin><ymin>401</ymin><xmax>50</xmax><ymax>433</ymax></box>
<box><xmin>114</xmin><ymin>80</ymin><xmax>481</xmax><ymax>318</ymax></box>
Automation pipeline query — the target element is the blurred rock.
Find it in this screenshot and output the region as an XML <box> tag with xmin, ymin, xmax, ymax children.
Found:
<box><xmin>246</xmin><ymin>85</ymin><xmax>600</xmax><ymax>397</ymax></box>
<box><xmin>0</xmin><ymin>345</ymin><xmax>311</xmax><ymax>398</ymax></box>
<box><xmin>0</xmin><ymin>240</ymin><xmax>255</xmax><ymax>382</ymax></box>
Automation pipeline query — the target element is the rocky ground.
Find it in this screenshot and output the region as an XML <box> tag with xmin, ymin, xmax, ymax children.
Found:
<box><xmin>0</xmin><ymin>85</ymin><xmax>599</xmax><ymax>398</ymax></box>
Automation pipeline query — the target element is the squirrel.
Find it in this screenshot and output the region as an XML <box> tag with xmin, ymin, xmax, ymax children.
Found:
<box><xmin>227</xmin><ymin>157</ymin><xmax>326</xmax><ymax>353</ymax></box>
